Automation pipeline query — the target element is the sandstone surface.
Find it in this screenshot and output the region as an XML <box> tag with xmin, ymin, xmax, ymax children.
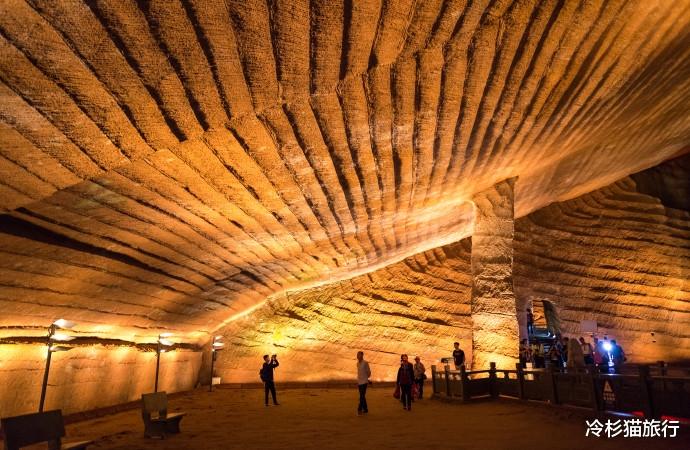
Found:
<box><xmin>0</xmin><ymin>0</ymin><xmax>688</xmax><ymax>416</ymax></box>
<box><xmin>0</xmin><ymin>0</ymin><xmax>688</xmax><ymax>341</ymax></box>
<box><xmin>212</xmin><ymin>155</ymin><xmax>689</xmax><ymax>383</ymax></box>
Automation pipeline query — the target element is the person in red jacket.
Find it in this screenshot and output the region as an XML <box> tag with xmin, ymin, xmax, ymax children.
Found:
<box><xmin>396</xmin><ymin>354</ymin><xmax>415</xmax><ymax>411</ymax></box>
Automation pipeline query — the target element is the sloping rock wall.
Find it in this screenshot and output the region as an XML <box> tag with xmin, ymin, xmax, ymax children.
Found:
<box><xmin>0</xmin><ymin>0</ymin><xmax>688</xmax><ymax>416</ymax></box>
<box><xmin>0</xmin><ymin>158</ymin><xmax>687</xmax><ymax>416</ymax></box>
<box><xmin>514</xmin><ymin>161</ymin><xmax>690</xmax><ymax>362</ymax></box>
<box><xmin>1</xmin><ymin>0</ymin><xmax>689</xmax><ymax>342</ymax></box>
<box><xmin>214</xmin><ymin>157</ymin><xmax>690</xmax><ymax>382</ymax></box>
<box><xmin>215</xmin><ymin>240</ymin><xmax>473</xmax><ymax>383</ymax></box>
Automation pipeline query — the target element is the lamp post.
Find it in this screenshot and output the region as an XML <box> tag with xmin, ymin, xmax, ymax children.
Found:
<box><xmin>154</xmin><ymin>333</ymin><xmax>173</xmax><ymax>393</ymax></box>
<box><xmin>209</xmin><ymin>336</ymin><xmax>224</xmax><ymax>392</ymax></box>
<box><xmin>39</xmin><ymin>319</ymin><xmax>76</xmax><ymax>412</ymax></box>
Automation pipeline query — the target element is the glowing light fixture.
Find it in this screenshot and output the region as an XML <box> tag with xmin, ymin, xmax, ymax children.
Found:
<box><xmin>602</xmin><ymin>341</ymin><xmax>613</xmax><ymax>352</ymax></box>
<box><xmin>52</xmin><ymin>333</ymin><xmax>76</xmax><ymax>342</ymax></box>
<box><xmin>209</xmin><ymin>336</ymin><xmax>225</xmax><ymax>392</ymax></box>
<box><xmin>154</xmin><ymin>333</ymin><xmax>175</xmax><ymax>393</ymax></box>
<box><xmin>53</xmin><ymin>319</ymin><xmax>76</xmax><ymax>329</ymax></box>
<box><xmin>49</xmin><ymin>345</ymin><xmax>73</xmax><ymax>352</ymax></box>
<box><xmin>39</xmin><ymin>319</ymin><xmax>77</xmax><ymax>412</ymax></box>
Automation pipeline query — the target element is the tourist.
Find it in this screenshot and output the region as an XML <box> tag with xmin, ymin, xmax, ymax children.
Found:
<box><xmin>261</xmin><ymin>354</ymin><xmax>280</xmax><ymax>406</ymax></box>
<box><xmin>397</xmin><ymin>354</ymin><xmax>414</xmax><ymax>411</ymax></box>
<box><xmin>611</xmin><ymin>340</ymin><xmax>626</xmax><ymax>372</ymax></box>
<box><xmin>356</xmin><ymin>351</ymin><xmax>371</xmax><ymax>415</ymax></box>
<box><xmin>452</xmin><ymin>342</ymin><xmax>465</xmax><ymax>370</ymax></box>
<box><xmin>531</xmin><ymin>340</ymin><xmax>545</xmax><ymax>368</ymax></box>
<box><xmin>580</xmin><ymin>337</ymin><xmax>594</xmax><ymax>365</ymax></box>
<box><xmin>594</xmin><ymin>337</ymin><xmax>608</xmax><ymax>372</ymax></box>
<box><xmin>526</xmin><ymin>308</ymin><xmax>534</xmax><ymax>335</ymax></box>
<box><xmin>519</xmin><ymin>339</ymin><xmax>531</xmax><ymax>368</ymax></box>
<box><xmin>552</xmin><ymin>334</ymin><xmax>565</xmax><ymax>367</ymax></box>
<box><xmin>566</xmin><ymin>337</ymin><xmax>585</xmax><ymax>369</ymax></box>
<box><xmin>548</xmin><ymin>343</ymin><xmax>561</xmax><ymax>371</ymax></box>
<box><xmin>413</xmin><ymin>356</ymin><xmax>426</xmax><ymax>400</ymax></box>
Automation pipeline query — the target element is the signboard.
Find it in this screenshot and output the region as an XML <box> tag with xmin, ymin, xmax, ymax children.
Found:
<box><xmin>581</xmin><ymin>320</ymin><xmax>597</xmax><ymax>333</ymax></box>
<box><xmin>602</xmin><ymin>380</ymin><xmax>616</xmax><ymax>408</ymax></box>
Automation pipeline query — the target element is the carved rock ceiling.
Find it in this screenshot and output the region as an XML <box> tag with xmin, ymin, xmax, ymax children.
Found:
<box><xmin>0</xmin><ymin>0</ymin><xmax>689</xmax><ymax>342</ymax></box>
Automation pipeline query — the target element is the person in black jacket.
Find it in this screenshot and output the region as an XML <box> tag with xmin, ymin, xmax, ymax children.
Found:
<box><xmin>396</xmin><ymin>354</ymin><xmax>414</xmax><ymax>411</ymax></box>
<box><xmin>261</xmin><ymin>354</ymin><xmax>280</xmax><ymax>406</ymax></box>
<box><xmin>452</xmin><ymin>342</ymin><xmax>465</xmax><ymax>370</ymax></box>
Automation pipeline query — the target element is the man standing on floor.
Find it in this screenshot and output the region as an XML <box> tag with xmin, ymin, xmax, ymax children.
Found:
<box><xmin>261</xmin><ymin>354</ymin><xmax>280</xmax><ymax>406</ymax></box>
<box><xmin>452</xmin><ymin>342</ymin><xmax>465</xmax><ymax>370</ymax></box>
<box><xmin>356</xmin><ymin>351</ymin><xmax>372</xmax><ymax>416</ymax></box>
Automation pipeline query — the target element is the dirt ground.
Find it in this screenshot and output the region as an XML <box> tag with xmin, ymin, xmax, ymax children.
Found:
<box><xmin>56</xmin><ymin>386</ymin><xmax>689</xmax><ymax>450</ymax></box>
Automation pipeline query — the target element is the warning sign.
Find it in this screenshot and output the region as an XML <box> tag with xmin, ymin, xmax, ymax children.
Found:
<box><xmin>602</xmin><ymin>380</ymin><xmax>616</xmax><ymax>408</ymax></box>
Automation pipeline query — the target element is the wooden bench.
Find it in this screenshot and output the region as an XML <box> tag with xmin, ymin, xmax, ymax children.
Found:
<box><xmin>1</xmin><ymin>409</ymin><xmax>91</xmax><ymax>450</ymax></box>
<box><xmin>141</xmin><ymin>392</ymin><xmax>185</xmax><ymax>439</ymax></box>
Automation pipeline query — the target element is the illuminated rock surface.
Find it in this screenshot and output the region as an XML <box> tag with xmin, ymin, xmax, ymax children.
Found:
<box><xmin>471</xmin><ymin>178</ymin><xmax>519</xmax><ymax>370</ymax></box>
<box><xmin>0</xmin><ymin>0</ymin><xmax>689</xmax><ymax>416</ymax></box>
<box><xmin>514</xmin><ymin>156</ymin><xmax>690</xmax><ymax>363</ymax></box>
<box><xmin>214</xmin><ymin>155</ymin><xmax>689</xmax><ymax>383</ymax></box>
<box><xmin>1</xmin><ymin>0</ymin><xmax>689</xmax><ymax>340</ymax></box>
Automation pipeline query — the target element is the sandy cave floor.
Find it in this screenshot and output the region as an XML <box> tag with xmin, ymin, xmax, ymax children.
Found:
<box><xmin>50</xmin><ymin>386</ymin><xmax>690</xmax><ymax>450</ymax></box>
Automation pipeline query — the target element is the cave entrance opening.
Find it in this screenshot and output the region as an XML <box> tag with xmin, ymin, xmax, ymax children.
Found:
<box><xmin>529</xmin><ymin>299</ymin><xmax>560</xmax><ymax>338</ymax></box>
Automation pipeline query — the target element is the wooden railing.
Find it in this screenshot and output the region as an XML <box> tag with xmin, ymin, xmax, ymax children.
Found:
<box><xmin>431</xmin><ymin>363</ymin><xmax>690</xmax><ymax>419</ymax></box>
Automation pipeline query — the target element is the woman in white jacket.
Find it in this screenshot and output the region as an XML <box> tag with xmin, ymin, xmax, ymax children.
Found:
<box><xmin>413</xmin><ymin>356</ymin><xmax>426</xmax><ymax>400</ymax></box>
<box><xmin>356</xmin><ymin>351</ymin><xmax>372</xmax><ymax>415</ymax></box>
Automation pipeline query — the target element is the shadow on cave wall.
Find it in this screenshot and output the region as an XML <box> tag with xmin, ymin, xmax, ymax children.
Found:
<box><xmin>631</xmin><ymin>152</ymin><xmax>690</xmax><ymax>211</ymax></box>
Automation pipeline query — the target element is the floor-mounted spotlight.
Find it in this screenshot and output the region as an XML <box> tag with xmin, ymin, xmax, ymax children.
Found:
<box><xmin>209</xmin><ymin>336</ymin><xmax>225</xmax><ymax>392</ymax></box>
<box><xmin>39</xmin><ymin>319</ymin><xmax>76</xmax><ymax>412</ymax></box>
<box><xmin>154</xmin><ymin>333</ymin><xmax>174</xmax><ymax>393</ymax></box>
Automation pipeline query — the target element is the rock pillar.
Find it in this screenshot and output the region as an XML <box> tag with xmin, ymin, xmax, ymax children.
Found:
<box><xmin>471</xmin><ymin>178</ymin><xmax>519</xmax><ymax>370</ymax></box>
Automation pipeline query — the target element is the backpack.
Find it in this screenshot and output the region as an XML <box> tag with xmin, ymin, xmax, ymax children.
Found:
<box><xmin>259</xmin><ymin>366</ymin><xmax>267</xmax><ymax>382</ymax></box>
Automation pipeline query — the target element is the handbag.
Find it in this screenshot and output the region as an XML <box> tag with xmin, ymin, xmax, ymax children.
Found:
<box><xmin>393</xmin><ymin>384</ymin><xmax>401</xmax><ymax>399</ymax></box>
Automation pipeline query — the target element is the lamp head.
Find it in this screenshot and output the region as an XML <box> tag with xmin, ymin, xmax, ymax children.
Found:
<box><xmin>211</xmin><ymin>335</ymin><xmax>224</xmax><ymax>351</ymax></box>
<box><xmin>212</xmin><ymin>335</ymin><xmax>224</xmax><ymax>350</ymax></box>
<box><xmin>52</xmin><ymin>333</ymin><xmax>75</xmax><ymax>342</ymax></box>
<box><xmin>53</xmin><ymin>319</ymin><xmax>76</xmax><ymax>329</ymax></box>
<box><xmin>50</xmin><ymin>345</ymin><xmax>73</xmax><ymax>353</ymax></box>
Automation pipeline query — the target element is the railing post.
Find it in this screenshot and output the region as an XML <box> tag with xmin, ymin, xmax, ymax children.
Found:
<box><xmin>460</xmin><ymin>365</ymin><xmax>470</xmax><ymax>402</ymax></box>
<box><xmin>444</xmin><ymin>365</ymin><xmax>452</xmax><ymax>397</ymax></box>
<box><xmin>489</xmin><ymin>362</ymin><xmax>498</xmax><ymax>398</ymax></box>
<box><xmin>657</xmin><ymin>360</ymin><xmax>667</xmax><ymax>376</ymax></box>
<box><xmin>431</xmin><ymin>365</ymin><xmax>438</xmax><ymax>396</ymax></box>
<box><xmin>516</xmin><ymin>363</ymin><xmax>525</xmax><ymax>400</ymax></box>
<box><xmin>588</xmin><ymin>367</ymin><xmax>600</xmax><ymax>412</ymax></box>
<box><xmin>657</xmin><ymin>360</ymin><xmax>668</xmax><ymax>394</ymax></box>
<box><xmin>638</xmin><ymin>365</ymin><xmax>654</xmax><ymax>418</ymax></box>
<box><xmin>548</xmin><ymin>366</ymin><xmax>559</xmax><ymax>405</ymax></box>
